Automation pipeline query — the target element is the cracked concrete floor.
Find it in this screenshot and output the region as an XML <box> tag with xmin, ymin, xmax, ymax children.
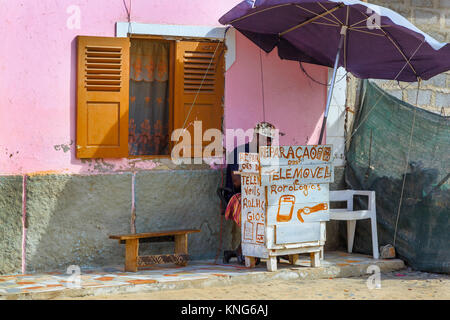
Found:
<box><xmin>72</xmin><ymin>269</ymin><xmax>449</xmax><ymax>300</ymax></box>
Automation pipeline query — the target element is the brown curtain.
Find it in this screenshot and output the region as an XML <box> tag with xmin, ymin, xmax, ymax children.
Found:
<box><xmin>129</xmin><ymin>39</ymin><xmax>170</xmax><ymax>155</ymax></box>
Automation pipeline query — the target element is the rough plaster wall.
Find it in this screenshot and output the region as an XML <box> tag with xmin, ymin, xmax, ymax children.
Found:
<box><xmin>135</xmin><ymin>168</ymin><xmax>345</xmax><ymax>256</ymax></box>
<box><xmin>2</xmin><ymin>168</ymin><xmax>345</xmax><ymax>274</ymax></box>
<box><xmin>366</xmin><ymin>0</ymin><xmax>450</xmax><ymax>115</ymax></box>
<box><xmin>0</xmin><ymin>176</ymin><xmax>23</xmax><ymax>274</ymax></box>
<box><xmin>135</xmin><ymin>170</ymin><xmax>233</xmax><ymax>261</ymax></box>
<box><xmin>25</xmin><ymin>174</ymin><xmax>132</xmax><ymax>272</ymax></box>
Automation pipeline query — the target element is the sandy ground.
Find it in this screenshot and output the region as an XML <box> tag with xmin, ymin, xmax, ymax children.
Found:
<box><xmin>72</xmin><ymin>269</ymin><xmax>449</xmax><ymax>300</ymax></box>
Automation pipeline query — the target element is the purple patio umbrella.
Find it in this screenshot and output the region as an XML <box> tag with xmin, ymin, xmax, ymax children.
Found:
<box><xmin>219</xmin><ymin>0</ymin><xmax>450</xmax><ymax>143</ymax></box>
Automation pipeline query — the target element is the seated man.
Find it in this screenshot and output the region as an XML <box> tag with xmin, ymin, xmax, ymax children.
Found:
<box><xmin>223</xmin><ymin>122</ymin><xmax>283</xmax><ymax>264</ymax></box>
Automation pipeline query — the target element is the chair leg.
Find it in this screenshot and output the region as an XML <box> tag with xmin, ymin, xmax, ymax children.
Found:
<box><xmin>347</xmin><ymin>220</ymin><xmax>356</xmax><ymax>254</ymax></box>
<box><xmin>370</xmin><ymin>216</ymin><xmax>379</xmax><ymax>259</ymax></box>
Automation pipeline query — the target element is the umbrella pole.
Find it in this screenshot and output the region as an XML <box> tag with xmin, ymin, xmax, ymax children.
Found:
<box><xmin>318</xmin><ymin>28</ymin><xmax>346</xmax><ymax>145</ymax></box>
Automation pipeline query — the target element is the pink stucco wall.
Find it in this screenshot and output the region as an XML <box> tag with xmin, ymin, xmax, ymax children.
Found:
<box><xmin>0</xmin><ymin>0</ymin><xmax>327</xmax><ymax>175</ymax></box>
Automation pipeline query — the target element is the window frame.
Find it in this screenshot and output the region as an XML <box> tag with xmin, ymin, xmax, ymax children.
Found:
<box><xmin>127</xmin><ymin>34</ymin><xmax>225</xmax><ymax>160</ymax></box>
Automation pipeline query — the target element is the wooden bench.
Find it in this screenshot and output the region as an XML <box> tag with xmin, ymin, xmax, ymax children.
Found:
<box><xmin>109</xmin><ymin>229</ymin><xmax>200</xmax><ymax>272</ymax></box>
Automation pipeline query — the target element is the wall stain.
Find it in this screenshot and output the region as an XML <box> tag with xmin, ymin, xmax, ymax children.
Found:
<box><xmin>53</xmin><ymin>140</ymin><xmax>74</xmax><ymax>153</ymax></box>
<box><xmin>3</xmin><ymin>147</ymin><xmax>19</xmax><ymax>159</ymax></box>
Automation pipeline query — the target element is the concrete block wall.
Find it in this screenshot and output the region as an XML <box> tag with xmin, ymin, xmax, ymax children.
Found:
<box><xmin>367</xmin><ymin>0</ymin><xmax>450</xmax><ymax>115</ymax></box>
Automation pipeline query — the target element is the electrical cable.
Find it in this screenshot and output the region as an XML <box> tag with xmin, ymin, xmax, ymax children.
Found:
<box><xmin>299</xmin><ymin>61</ymin><xmax>347</xmax><ymax>87</ymax></box>
<box><xmin>123</xmin><ymin>0</ymin><xmax>132</xmax><ymax>34</ymax></box>
<box><xmin>259</xmin><ymin>49</ymin><xmax>266</xmax><ymax>122</ymax></box>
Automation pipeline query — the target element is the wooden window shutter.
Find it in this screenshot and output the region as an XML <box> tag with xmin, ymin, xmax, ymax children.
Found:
<box><xmin>76</xmin><ymin>36</ymin><xmax>130</xmax><ymax>158</ymax></box>
<box><xmin>173</xmin><ymin>41</ymin><xmax>225</xmax><ymax>157</ymax></box>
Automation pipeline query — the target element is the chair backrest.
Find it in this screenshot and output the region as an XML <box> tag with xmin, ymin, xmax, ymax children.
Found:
<box><xmin>329</xmin><ymin>190</ymin><xmax>376</xmax><ymax>211</ymax></box>
<box><xmin>329</xmin><ymin>190</ymin><xmax>354</xmax><ymax>211</ymax></box>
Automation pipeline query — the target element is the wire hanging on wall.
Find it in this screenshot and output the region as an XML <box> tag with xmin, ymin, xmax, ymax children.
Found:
<box><xmin>123</xmin><ymin>0</ymin><xmax>132</xmax><ymax>34</ymax></box>
<box><xmin>259</xmin><ymin>48</ymin><xmax>266</xmax><ymax>122</ymax></box>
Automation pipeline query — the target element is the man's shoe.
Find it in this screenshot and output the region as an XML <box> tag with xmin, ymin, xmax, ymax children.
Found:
<box><xmin>223</xmin><ymin>250</ymin><xmax>237</xmax><ymax>264</ymax></box>
<box><xmin>237</xmin><ymin>254</ymin><xmax>245</xmax><ymax>265</ymax></box>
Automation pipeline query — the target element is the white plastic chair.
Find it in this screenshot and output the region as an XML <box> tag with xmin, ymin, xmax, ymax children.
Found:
<box><xmin>329</xmin><ymin>190</ymin><xmax>379</xmax><ymax>259</ymax></box>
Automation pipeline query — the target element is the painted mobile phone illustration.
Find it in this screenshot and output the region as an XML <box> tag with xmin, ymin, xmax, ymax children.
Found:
<box><xmin>277</xmin><ymin>195</ymin><xmax>296</xmax><ymax>222</ymax></box>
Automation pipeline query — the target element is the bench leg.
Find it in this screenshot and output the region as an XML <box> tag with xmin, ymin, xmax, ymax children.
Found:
<box><xmin>310</xmin><ymin>251</ymin><xmax>320</xmax><ymax>267</ymax></box>
<box><xmin>289</xmin><ymin>254</ymin><xmax>299</xmax><ymax>265</ymax></box>
<box><xmin>175</xmin><ymin>234</ymin><xmax>188</xmax><ymax>266</ymax></box>
<box><xmin>267</xmin><ymin>256</ymin><xmax>277</xmax><ymax>272</ymax></box>
<box><xmin>125</xmin><ymin>239</ymin><xmax>139</xmax><ymax>272</ymax></box>
<box><xmin>347</xmin><ymin>220</ymin><xmax>356</xmax><ymax>254</ymax></box>
<box><xmin>245</xmin><ymin>256</ymin><xmax>256</xmax><ymax>268</ymax></box>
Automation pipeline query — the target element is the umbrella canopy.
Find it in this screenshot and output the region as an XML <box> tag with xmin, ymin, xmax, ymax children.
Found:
<box><xmin>219</xmin><ymin>0</ymin><xmax>450</xmax><ymax>82</ymax></box>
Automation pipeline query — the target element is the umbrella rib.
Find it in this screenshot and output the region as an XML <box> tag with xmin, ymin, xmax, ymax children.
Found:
<box><xmin>350</xmin><ymin>16</ymin><xmax>372</xmax><ymax>28</ymax></box>
<box><xmin>351</xmin><ymin>25</ymin><xmax>393</xmax><ymax>29</ymax></box>
<box><xmin>355</xmin><ymin>9</ymin><xmax>419</xmax><ymax>77</ymax></box>
<box><xmin>229</xmin><ymin>3</ymin><xmax>292</xmax><ymax>24</ymax></box>
<box><xmin>279</xmin><ymin>4</ymin><xmax>344</xmax><ymax>36</ymax></box>
<box><xmin>349</xmin><ymin>5</ymin><xmax>380</xmax><ymax>28</ymax></box>
<box><xmin>294</xmin><ymin>4</ymin><xmax>341</xmax><ymax>25</ymax></box>
<box><xmin>344</xmin><ymin>6</ymin><xmax>349</xmax><ymax>70</ymax></box>
<box><xmin>317</xmin><ymin>2</ymin><xmax>343</xmax><ymax>26</ymax></box>
<box><xmin>392</xmin><ymin>39</ymin><xmax>425</xmax><ymax>81</ymax></box>
<box><xmin>311</xmin><ymin>21</ymin><xmax>340</xmax><ymax>27</ymax></box>
<box><xmin>348</xmin><ymin>28</ymin><xmax>385</xmax><ymax>37</ymax></box>
<box><xmin>346</xmin><ymin>6</ymin><xmax>349</xmax><ymax>26</ymax></box>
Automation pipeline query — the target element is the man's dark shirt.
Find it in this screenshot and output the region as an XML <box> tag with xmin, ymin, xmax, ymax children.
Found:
<box><xmin>224</xmin><ymin>143</ymin><xmax>250</xmax><ymax>203</ymax></box>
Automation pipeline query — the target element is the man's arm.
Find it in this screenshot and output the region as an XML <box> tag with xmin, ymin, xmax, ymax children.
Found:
<box><xmin>231</xmin><ymin>170</ymin><xmax>241</xmax><ymax>189</ymax></box>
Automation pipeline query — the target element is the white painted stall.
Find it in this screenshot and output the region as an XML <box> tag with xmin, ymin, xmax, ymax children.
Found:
<box><xmin>239</xmin><ymin>145</ymin><xmax>334</xmax><ymax>271</ymax></box>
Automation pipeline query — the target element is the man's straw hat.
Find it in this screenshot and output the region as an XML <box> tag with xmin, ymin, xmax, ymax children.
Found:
<box><xmin>254</xmin><ymin>121</ymin><xmax>285</xmax><ymax>138</ymax></box>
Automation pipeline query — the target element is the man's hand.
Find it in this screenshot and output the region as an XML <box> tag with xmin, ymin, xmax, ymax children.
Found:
<box><xmin>232</xmin><ymin>171</ymin><xmax>241</xmax><ymax>188</ymax></box>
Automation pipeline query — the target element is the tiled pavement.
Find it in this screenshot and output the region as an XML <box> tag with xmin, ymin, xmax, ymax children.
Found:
<box><xmin>0</xmin><ymin>251</ymin><xmax>405</xmax><ymax>299</ymax></box>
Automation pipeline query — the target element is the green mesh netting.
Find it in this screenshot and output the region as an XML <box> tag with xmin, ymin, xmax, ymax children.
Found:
<box><xmin>346</xmin><ymin>80</ymin><xmax>450</xmax><ymax>273</ymax></box>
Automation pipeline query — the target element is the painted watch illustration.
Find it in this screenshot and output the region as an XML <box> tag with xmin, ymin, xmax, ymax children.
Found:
<box><xmin>297</xmin><ymin>203</ymin><xmax>328</xmax><ymax>223</ymax></box>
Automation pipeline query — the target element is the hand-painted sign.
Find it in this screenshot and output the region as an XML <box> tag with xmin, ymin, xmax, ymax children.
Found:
<box><xmin>267</xmin><ymin>183</ymin><xmax>329</xmax><ymax>204</ymax></box>
<box><xmin>239</xmin><ymin>153</ymin><xmax>268</xmax><ymax>258</ymax></box>
<box><xmin>259</xmin><ymin>145</ymin><xmax>333</xmax><ymax>166</ymax></box>
<box><xmin>238</xmin><ymin>152</ymin><xmax>259</xmax><ymax>174</ymax></box>
<box><xmin>239</xmin><ymin>145</ymin><xmax>333</xmax><ymax>260</ymax></box>
<box><xmin>261</xmin><ymin>163</ymin><xmax>334</xmax><ymax>185</ymax></box>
